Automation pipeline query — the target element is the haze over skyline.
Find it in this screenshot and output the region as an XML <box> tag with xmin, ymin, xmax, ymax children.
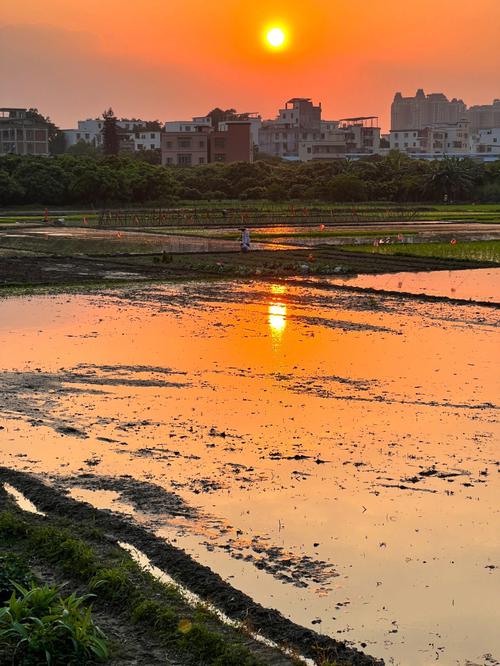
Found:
<box><xmin>1</xmin><ymin>0</ymin><xmax>499</xmax><ymax>130</ymax></box>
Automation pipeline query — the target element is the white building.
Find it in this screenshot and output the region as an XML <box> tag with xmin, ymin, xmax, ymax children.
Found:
<box><xmin>389</xmin><ymin>120</ymin><xmax>470</xmax><ymax>157</ymax></box>
<box><xmin>64</xmin><ymin>118</ymin><xmax>162</xmax><ymax>151</ymax></box>
<box><xmin>164</xmin><ymin>117</ymin><xmax>212</xmax><ymax>133</ymax></box>
<box><xmin>471</xmin><ymin>128</ymin><xmax>500</xmax><ymax>156</ymax></box>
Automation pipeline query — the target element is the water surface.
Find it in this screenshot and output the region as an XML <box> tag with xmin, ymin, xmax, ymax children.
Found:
<box><xmin>0</xmin><ymin>279</ymin><xmax>498</xmax><ymax>665</ymax></box>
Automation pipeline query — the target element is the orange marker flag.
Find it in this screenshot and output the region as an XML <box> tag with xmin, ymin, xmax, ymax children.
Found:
<box><xmin>320</xmin><ymin>224</ymin><xmax>325</xmax><ymax>231</ymax></box>
<box><xmin>450</xmin><ymin>239</ymin><xmax>457</xmax><ymax>245</ymax></box>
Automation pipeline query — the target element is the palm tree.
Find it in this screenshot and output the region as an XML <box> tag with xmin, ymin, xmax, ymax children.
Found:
<box><xmin>424</xmin><ymin>157</ymin><xmax>476</xmax><ymax>201</ymax></box>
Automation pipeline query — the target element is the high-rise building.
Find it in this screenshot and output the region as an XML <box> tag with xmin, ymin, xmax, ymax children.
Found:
<box><xmin>467</xmin><ymin>100</ymin><xmax>500</xmax><ymax>131</ymax></box>
<box><xmin>391</xmin><ymin>89</ymin><xmax>467</xmax><ymax>131</ymax></box>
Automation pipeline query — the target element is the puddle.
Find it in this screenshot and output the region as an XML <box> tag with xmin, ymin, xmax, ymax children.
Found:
<box><xmin>4</xmin><ymin>483</ymin><xmax>46</xmax><ymax>516</ymax></box>
<box><xmin>319</xmin><ymin>268</ymin><xmax>500</xmax><ymax>303</ymax></box>
<box><xmin>120</xmin><ymin>541</ymin><xmax>314</xmax><ymax>665</ymax></box>
<box><xmin>0</xmin><ymin>279</ymin><xmax>499</xmax><ymax>665</ymax></box>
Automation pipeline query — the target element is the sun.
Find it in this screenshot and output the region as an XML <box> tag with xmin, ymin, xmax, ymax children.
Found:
<box><xmin>266</xmin><ymin>27</ymin><xmax>286</xmax><ymax>49</ymax></box>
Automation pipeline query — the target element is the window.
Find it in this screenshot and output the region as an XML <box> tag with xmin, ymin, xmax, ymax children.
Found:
<box><xmin>214</xmin><ymin>137</ymin><xmax>225</xmax><ymax>148</ymax></box>
<box><xmin>178</xmin><ymin>154</ymin><xmax>192</xmax><ymax>165</ymax></box>
<box><xmin>199</xmin><ymin>140</ymin><xmax>205</xmax><ymax>148</ymax></box>
<box><xmin>165</xmin><ymin>157</ymin><xmax>173</xmax><ymax>164</ymax></box>
<box><xmin>165</xmin><ymin>141</ymin><xmax>172</xmax><ymax>148</ymax></box>
<box><xmin>178</xmin><ymin>139</ymin><xmax>192</xmax><ymax>148</ymax></box>
<box><xmin>214</xmin><ymin>153</ymin><xmax>225</xmax><ymax>162</ymax></box>
<box><xmin>199</xmin><ymin>157</ymin><xmax>205</xmax><ymax>164</ymax></box>
<box><xmin>150</xmin><ymin>144</ymin><xmax>155</xmax><ymax>149</ymax></box>
<box><xmin>150</xmin><ymin>133</ymin><xmax>155</xmax><ymax>139</ymax></box>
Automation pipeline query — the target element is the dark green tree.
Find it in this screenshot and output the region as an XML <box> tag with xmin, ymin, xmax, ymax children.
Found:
<box><xmin>26</xmin><ymin>108</ymin><xmax>66</xmax><ymax>155</ymax></box>
<box><xmin>102</xmin><ymin>108</ymin><xmax>120</xmax><ymax>155</ymax></box>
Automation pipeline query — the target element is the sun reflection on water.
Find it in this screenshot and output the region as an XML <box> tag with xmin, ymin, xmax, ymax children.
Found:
<box><xmin>268</xmin><ymin>303</ymin><xmax>287</xmax><ymax>335</ymax></box>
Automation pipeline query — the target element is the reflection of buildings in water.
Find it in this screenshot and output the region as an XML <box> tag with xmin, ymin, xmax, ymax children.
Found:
<box><xmin>268</xmin><ymin>303</ymin><xmax>287</xmax><ymax>336</ymax></box>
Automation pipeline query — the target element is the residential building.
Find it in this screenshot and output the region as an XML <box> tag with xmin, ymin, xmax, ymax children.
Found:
<box><xmin>162</xmin><ymin>125</ymin><xmax>211</xmax><ymax>166</ymax></box>
<box><xmin>299</xmin><ymin>117</ymin><xmax>381</xmax><ymax>161</ymax></box>
<box><xmin>471</xmin><ymin>128</ymin><xmax>500</xmax><ymax>156</ymax></box>
<box><xmin>164</xmin><ymin>117</ymin><xmax>212</xmax><ymax>133</ymax></box>
<box><xmin>219</xmin><ymin>113</ymin><xmax>261</xmax><ymax>148</ymax></box>
<box><xmin>161</xmin><ymin>121</ymin><xmax>252</xmax><ymax>166</ymax></box>
<box><xmin>63</xmin><ymin>118</ymin><xmax>162</xmax><ymax>152</ymax></box>
<box><xmin>132</xmin><ymin>130</ymin><xmax>161</xmax><ymax>151</ymax></box>
<box><xmin>209</xmin><ymin>122</ymin><xmax>253</xmax><ymax>163</ymax></box>
<box><xmin>391</xmin><ymin>89</ymin><xmax>467</xmax><ymax>131</ymax></box>
<box><xmin>0</xmin><ymin>108</ymin><xmax>50</xmax><ymax>156</ymax></box>
<box><xmin>389</xmin><ymin>120</ymin><xmax>471</xmax><ymax>157</ymax></box>
<box><xmin>259</xmin><ymin>98</ymin><xmax>322</xmax><ymax>158</ymax></box>
<box><xmin>467</xmin><ymin>100</ymin><xmax>500</xmax><ymax>131</ymax></box>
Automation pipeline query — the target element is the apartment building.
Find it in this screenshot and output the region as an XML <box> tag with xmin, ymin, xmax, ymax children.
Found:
<box><xmin>299</xmin><ymin>117</ymin><xmax>381</xmax><ymax>161</ymax></box>
<box><xmin>391</xmin><ymin>89</ymin><xmax>467</xmax><ymax>131</ymax></box>
<box><xmin>259</xmin><ymin>98</ymin><xmax>322</xmax><ymax>158</ymax></box>
<box><xmin>0</xmin><ymin>108</ymin><xmax>49</xmax><ymax>156</ymax></box>
<box><xmin>161</xmin><ymin>122</ymin><xmax>252</xmax><ymax>166</ymax></box>
<box><xmin>471</xmin><ymin>128</ymin><xmax>500</xmax><ymax>156</ymax></box>
<box><xmin>164</xmin><ymin>117</ymin><xmax>212</xmax><ymax>133</ymax></box>
<box><xmin>389</xmin><ymin>120</ymin><xmax>471</xmax><ymax>157</ymax></box>
<box><xmin>63</xmin><ymin>118</ymin><xmax>161</xmax><ymax>152</ymax></box>
<box><xmin>468</xmin><ymin>100</ymin><xmax>500</xmax><ymax>131</ymax></box>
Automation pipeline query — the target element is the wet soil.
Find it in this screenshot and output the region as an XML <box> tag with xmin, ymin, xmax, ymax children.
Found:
<box><xmin>0</xmin><ymin>467</ymin><xmax>381</xmax><ymax>665</ymax></box>
<box><xmin>0</xmin><ymin>248</ymin><xmax>496</xmax><ymax>288</ymax></box>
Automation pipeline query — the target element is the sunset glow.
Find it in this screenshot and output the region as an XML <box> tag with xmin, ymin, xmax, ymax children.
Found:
<box><xmin>2</xmin><ymin>1</ymin><xmax>498</xmax><ymax>129</ymax></box>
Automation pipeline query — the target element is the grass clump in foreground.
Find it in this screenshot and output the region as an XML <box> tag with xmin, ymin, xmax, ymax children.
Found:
<box><xmin>0</xmin><ymin>506</ymin><xmax>276</xmax><ymax>665</ymax></box>
<box><xmin>343</xmin><ymin>239</ymin><xmax>500</xmax><ymax>263</ymax></box>
<box><xmin>0</xmin><ymin>582</ymin><xmax>108</xmax><ymax>665</ymax></box>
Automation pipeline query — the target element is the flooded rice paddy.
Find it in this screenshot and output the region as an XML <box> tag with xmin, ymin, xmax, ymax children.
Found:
<box><xmin>0</xmin><ymin>276</ymin><xmax>499</xmax><ymax>665</ymax></box>
<box><xmin>318</xmin><ymin>268</ymin><xmax>500</xmax><ymax>303</ymax></box>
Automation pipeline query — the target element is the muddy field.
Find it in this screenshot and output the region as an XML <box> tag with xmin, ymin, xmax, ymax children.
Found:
<box><xmin>0</xmin><ymin>275</ymin><xmax>499</xmax><ymax>665</ymax></box>
<box><xmin>0</xmin><ymin>224</ymin><xmax>498</xmax><ymax>288</ymax></box>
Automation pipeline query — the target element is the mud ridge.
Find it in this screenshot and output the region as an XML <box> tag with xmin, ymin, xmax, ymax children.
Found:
<box><xmin>0</xmin><ymin>466</ymin><xmax>382</xmax><ymax>665</ymax></box>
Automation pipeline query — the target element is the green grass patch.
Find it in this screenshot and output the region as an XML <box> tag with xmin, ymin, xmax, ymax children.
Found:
<box><xmin>342</xmin><ymin>239</ymin><xmax>500</xmax><ymax>263</ymax></box>
<box><xmin>0</xmin><ymin>506</ymin><xmax>273</xmax><ymax>665</ymax></box>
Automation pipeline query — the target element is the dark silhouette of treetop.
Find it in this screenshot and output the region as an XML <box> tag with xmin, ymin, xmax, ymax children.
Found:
<box><xmin>102</xmin><ymin>108</ymin><xmax>119</xmax><ymax>155</ymax></box>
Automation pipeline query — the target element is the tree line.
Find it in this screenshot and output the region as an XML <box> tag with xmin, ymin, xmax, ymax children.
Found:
<box><xmin>0</xmin><ymin>152</ymin><xmax>499</xmax><ymax>207</ymax></box>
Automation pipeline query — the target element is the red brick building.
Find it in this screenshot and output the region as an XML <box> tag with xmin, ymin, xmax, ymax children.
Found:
<box><xmin>161</xmin><ymin>121</ymin><xmax>252</xmax><ymax>166</ymax></box>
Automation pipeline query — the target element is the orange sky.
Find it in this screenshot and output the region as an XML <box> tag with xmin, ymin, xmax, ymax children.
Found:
<box><xmin>1</xmin><ymin>0</ymin><xmax>499</xmax><ymax>130</ymax></box>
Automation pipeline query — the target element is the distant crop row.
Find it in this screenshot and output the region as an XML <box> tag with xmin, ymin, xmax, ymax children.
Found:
<box><xmin>0</xmin><ymin>152</ymin><xmax>499</xmax><ymax>206</ymax></box>
<box><xmin>345</xmin><ymin>240</ymin><xmax>500</xmax><ymax>263</ymax></box>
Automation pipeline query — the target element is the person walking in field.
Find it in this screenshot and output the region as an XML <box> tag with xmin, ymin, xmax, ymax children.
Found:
<box><xmin>240</xmin><ymin>228</ymin><xmax>251</xmax><ymax>252</ymax></box>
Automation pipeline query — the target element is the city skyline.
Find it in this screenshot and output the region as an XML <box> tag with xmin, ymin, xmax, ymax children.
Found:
<box><xmin>1</xmin><ymin>0</ymin><xmax>499</xmax><ymax>130</ymax></box>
